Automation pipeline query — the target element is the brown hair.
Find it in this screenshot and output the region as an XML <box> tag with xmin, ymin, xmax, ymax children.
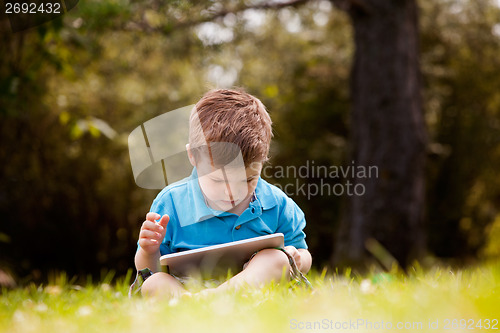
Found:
<box><xmin>189</xmin><ymin>89</ymin><xmax>272</xmax><ymax>167</ymax></box>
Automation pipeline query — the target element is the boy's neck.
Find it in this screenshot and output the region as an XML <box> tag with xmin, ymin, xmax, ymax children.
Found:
<box><xmin>201</xmin><ymin>190</ymin><xmax>255</xmax><ymax>216</ymax></box>
<box><xmin>226</xmin><ymin>192</ymin><xmax>255</xmax><ymax>216</ymax></box>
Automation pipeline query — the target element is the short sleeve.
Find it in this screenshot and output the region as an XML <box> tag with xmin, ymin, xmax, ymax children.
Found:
<box><xmin>276</xmin><ymin>197</ymin><xmax>308</xmax><ymax>249</ymax></box>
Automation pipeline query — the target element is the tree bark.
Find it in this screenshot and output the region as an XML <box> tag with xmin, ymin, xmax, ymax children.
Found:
<box><xmin>333</xmin><ymin>0</ymin><xmax>427</xmax><ymax>269</ymax></box>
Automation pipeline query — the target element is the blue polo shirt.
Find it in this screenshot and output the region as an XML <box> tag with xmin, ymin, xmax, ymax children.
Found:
<box><xmin>141</xmin><ymin>168</ymin><xmax>308</xmax><ymax>255</ymax></box>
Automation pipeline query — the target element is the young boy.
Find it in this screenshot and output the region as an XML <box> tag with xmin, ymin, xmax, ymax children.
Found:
<box><xmin>134</xmin><ymin>89</ymin><xmax>312</xmax><ymax>298</ymax></box>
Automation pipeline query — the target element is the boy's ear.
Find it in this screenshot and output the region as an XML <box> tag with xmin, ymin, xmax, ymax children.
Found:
<box><xmin>186</xmin><ymin>144</ymin><xmax>196</xmax><ymax>167</ymax></box>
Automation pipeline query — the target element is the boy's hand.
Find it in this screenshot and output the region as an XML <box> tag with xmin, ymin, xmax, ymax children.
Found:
<box><xmin>284</xmin><ymin>245</ymin><xmax>303</xmax><ymax>271</ymax></box>
<box><xmin>138</xmin><ymin>213</ymin><xmax>169</xmax><ymax>255</ymax></box>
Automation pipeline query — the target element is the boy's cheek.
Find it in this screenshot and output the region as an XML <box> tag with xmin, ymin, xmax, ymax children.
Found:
<box><xmin>201</xmin><ymin>186</ymin><xmax>220</xmax><ymax>201</ymax></box>
<box><xmin>247</xmin><ymin>181</ymin><xmax>258</xmax><ymax>194</ymax></box>
<box><xmin>198</xmin><ymin>179</ymin><xmax>217</xmax><ymax>195</ymax></box>
<box><xmin>200</xmin><ymin>179</ymin><xmax>253</xmax><ymax>202</ymax></box>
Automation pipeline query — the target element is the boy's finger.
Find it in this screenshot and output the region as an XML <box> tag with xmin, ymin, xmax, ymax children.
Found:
<box><xmin>139</xmin><ymin>238</ymin><xmax>159</xmax><ymax>247</ymax></box>
<box><xmin>139</xmin><ymin>229</ymin><xmax>161</xmax><ymax>240</ymax></box>
<box><xmin>284</xmin><ymin>246</ymin><xmax>299</xmax><ymax>257</ymax></box>
<box><xmin>141</xmin><ymin>220</ymin><xmax>164</xmax><ymax>233</ymax></box>
<box><xmin>158</xmin><ymin>215</ymin><xmax>170</xmax><ymax>229</ymax></box>
<box><xmin>146</xmin><ymin>212</ymin><xmax>161</xmax><ymax>222</ymax></box>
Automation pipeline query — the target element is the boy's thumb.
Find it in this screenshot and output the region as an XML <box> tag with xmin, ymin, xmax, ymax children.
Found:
<box><xmin>159</xmin><ymin>214</ymin><xmax>170</xmax><ymax>228</ymax></box>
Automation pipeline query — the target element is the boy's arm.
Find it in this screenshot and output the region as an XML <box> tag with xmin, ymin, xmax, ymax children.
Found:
<box><xmin>276</xmin><ymin>196</ymin><xmax>311</xmax><ymax>272</ymax></box>
<box><xmin>134</xmin><ymin>248</ymin><xmax>161</xmax><ymax>272</ymax></box>
<box><xmin>297</xmin><ymin>248</ymin><xmax>312</xmax><ymax>273</ymax></box>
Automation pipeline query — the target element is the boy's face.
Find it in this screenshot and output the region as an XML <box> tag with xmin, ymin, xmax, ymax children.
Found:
<box><xmin>196</xmin><ymin>159</ymin><xmax>262</xmax><ymax>213</ymax></box>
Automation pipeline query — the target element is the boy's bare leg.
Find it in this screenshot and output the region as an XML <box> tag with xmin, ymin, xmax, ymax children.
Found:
<box><xmin>141</xmin><ymin>272</ymin><xmax>189</xmax><ymax>298</ymax></box>
<box><xmin>215</xmin><ymin>248</ymin><xmax>290</xmax><ymax>292</ymax></box>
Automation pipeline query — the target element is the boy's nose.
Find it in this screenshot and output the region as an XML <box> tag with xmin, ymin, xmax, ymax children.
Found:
<box><xmin>224</xmin><ymin>185</ymin><xmax>233</xmax><ymax>198</ymax></box>
<box><xmin>224</xmin><ymin>184</ymin><xmax>244</xmax><ymax>200</ymax></box>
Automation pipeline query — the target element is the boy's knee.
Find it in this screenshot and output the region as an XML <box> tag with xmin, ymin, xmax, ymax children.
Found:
<box><xmin>254</xmin><ymin>248</ymin><xmax>291</xmax><ymax>275</ymax></box>
<box><xmin>141</xmin><ymin>272</ymin><xmax>178</xmax><ymax>297</ymax></box>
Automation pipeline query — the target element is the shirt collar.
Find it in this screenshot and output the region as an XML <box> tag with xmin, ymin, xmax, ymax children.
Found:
<box><xmin>253</xmin><ymin>177</ymin><xmax>278</xmax><ymax>210</ymax></box>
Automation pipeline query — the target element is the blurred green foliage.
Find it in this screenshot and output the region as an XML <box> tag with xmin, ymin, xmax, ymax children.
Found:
<box><xmin>420</xmin><ymin>0</ymin><xmax>500</xmax><ymax>261</ymax></box>
<box><xmin>1</xmin><ymin>0</ymin><xmax>499</xmax><ymax>282</ymax></box>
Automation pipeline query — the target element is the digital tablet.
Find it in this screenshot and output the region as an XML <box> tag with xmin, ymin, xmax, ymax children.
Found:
<box><xmin>160</xmin><ymin>233</ymin><xmax>285</xmax><ymax>278</ymax></box>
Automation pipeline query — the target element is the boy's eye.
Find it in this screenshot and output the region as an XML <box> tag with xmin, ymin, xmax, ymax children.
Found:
<box><xmin>208</xmin><ymin>178</ymin><xmax>224</xmax><ymax>183</ymax></box>
<box><xmin>210</xmin><ymin>177</ymin><xmax>257</xmax><ymax>184</ymax></box>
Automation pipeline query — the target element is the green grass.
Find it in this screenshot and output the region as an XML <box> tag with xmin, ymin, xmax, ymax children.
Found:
<box><xmin>1</xmin><ymin>261</ymin><xmax>499</xmax><ymax>333</ymax></box>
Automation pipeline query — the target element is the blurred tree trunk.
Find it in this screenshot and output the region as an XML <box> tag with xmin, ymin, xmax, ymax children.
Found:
<box><xmin>332</xmin><ymin>0</ymin><xmax>427</xmax><ymax>269</ymax></box>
